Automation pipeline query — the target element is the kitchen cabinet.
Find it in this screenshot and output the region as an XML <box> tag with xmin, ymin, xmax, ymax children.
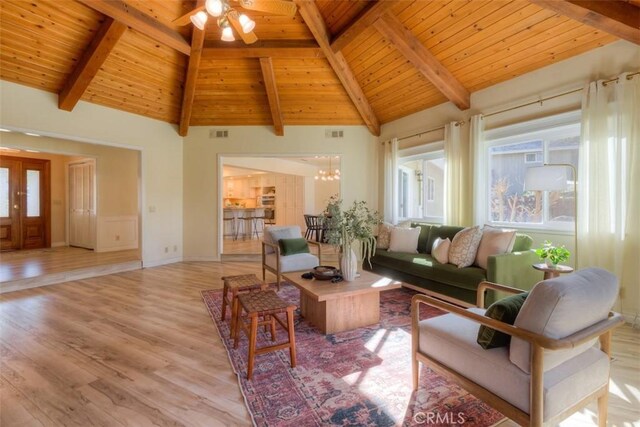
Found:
<box><xmin>275</xmin><ymin>175</ymin><xmax>304</xmax><ymax>229</ymax></box>
<box><xmin>224</xmin><ymin>177</ymin><xmax>252</xmax><ymax>198</ymax></box>
<box><xmin>262</xmin><ymin>174</ymin><xmax>276</xmax><ymax>187</ymax></box>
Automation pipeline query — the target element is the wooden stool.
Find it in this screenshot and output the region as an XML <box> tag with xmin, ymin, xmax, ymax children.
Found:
<box><xmin>221</xmin><ymin>274</ymin><xmax>268</xmax><ymax>337</ymax></box>
<box><xmin>233</xmin><ymin>290</ymin><xmax>297</xmax><ymax>380</ymax></box>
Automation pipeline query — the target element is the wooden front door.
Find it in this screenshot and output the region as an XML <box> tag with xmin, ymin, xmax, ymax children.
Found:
<box><xmin>0</xmin><ymin>156</ymin><xmax>51</xmax><ymax>251</ymax></box>
<box><xmin>0</xmin><ymin>158</ymin><xmax>21</xmax><ymax>250</ymax></box>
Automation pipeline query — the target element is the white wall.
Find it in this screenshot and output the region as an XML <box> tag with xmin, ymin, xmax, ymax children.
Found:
<box><xmin>183</xmin><ymin>126</ymin><xmax>377</xmax><ymax>260</ymax></box>
<box><xmin>0</xmin><ymin>81</ymin><xmax>183</xmax><ymax>267</ymax></box>
<box><xmin>380</xmin><ymin>40</ymin><xmax>640</xmax><ymax>317</ymax></box>
<box><xmin>314</xmin><ymin>179</ymin><xmax>340</xmax><ymax>214</ymax></box>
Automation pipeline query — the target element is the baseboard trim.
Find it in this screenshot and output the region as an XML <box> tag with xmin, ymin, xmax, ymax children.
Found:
<box><xmin>622</xmin><ymin>311</ymin><xmax>639</xmax><ymax>327</ymax></box>
<box><xmin>96</xmin><ymin>244</ymin><xmax>138</xmax><ymax>253</ymax></box>
<box><xmin>182</xmin><ymin>256</ymin><xmax>220</xmax><ymax>262</ymax></box>
<box><xmin>51</xmin><ymin>241</ymin><xmax>67</xmax><ymax>248</ymax></box>
<box><xmin>142</xmin><ymin>257</ymin><xmax>183</xmax><ymax>268</ymax></box>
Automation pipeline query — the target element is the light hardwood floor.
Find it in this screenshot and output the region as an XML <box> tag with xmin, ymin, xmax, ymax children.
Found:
<box><xmin>1</xmin><ymin>262</ymin><xmax>638</xmax><ymax>426</ymax></box>
<box><xmin>0</xmin><ymin>247</ymin><xmax>141</xmax><ymax>282</ymax></box>
<box><xmin>0</xmin><ymin>247</ymin><xmax>142</xmax><ymax>294</ymax></box>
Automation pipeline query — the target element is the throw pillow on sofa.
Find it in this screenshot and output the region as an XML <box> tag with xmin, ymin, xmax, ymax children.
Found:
<box><xmin>431</xmin><ymin>237</ymin><xmax>451</xmax><ymax>264</ymax></box>
<box><xmin>474</xmin><ymin>225</ymin><xmax>517</xmax><ymax>269</ymax></box>
<box><xmin>448</xmin><ymin>226</ymin><xmax>483</xmax><ymax>268</ymax></box>
<box><xmin>388</xmin><ymin>226</ymin><xmax>420</xmax><ymax>253</ymax></box>
<box><xmin>376</xmin><ymin>222</ymin><xmax>394</xmax><ymax>250</ymax></box>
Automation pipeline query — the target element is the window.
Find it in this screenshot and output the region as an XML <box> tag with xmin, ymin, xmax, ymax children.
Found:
<box><xmin>26</xmin><ymin>169</ymin><xmax>40</xmax><ymax>217</ymax></box>
<box><xmin>397</xmin><ymin>151</ymin><xmax>445</xmax><ymax>223</ymax></box>
<box><xmin>398</xmin><ymin>169</ymin><xmax>409</xmax><ymax>219</ymax></box>
<box><xmin>0</xmin><ymin>167</ymin><xmax>8</xmax><ymax>218</ymax></box>
<box><xmin>485</xmin><ymin>120</ymin><xmax>579</xmax><ymax>230</ymax></box>
<box><xmin>426</xmin><ymin>177</ymin><xmax>435</xmax><ymax>201</ymax></box>
<box><xmin>524</xmin><ymin>152</ymin><xmax>542</xmax><ymax>163</ymax></box>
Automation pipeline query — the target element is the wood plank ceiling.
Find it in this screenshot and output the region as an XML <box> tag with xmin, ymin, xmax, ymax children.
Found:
<box><xmin>0</xmin><ymin>0</ymin><xmax>634</xmax><ymax>137</ymax></box>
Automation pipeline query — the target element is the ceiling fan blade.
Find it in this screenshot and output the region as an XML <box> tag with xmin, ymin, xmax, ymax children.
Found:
<box><xmin>238</xmin><ymin>0</ymin><xmax>297</xmax><ymax>17</ymax></box>
<box><xmin>172</xmin><ymin>5</ymin><xmax>206</xmax><ymax>26</ymax></box>
<box><xmin>228</xmin><ymin>11</ymin><xmax>258</xmax><ymax>44</ymax></box>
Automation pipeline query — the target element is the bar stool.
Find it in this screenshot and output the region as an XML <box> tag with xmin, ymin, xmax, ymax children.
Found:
<box><xmin>251</xmin><ymin>208</ymin><xmax>265</xmax><ymax>239</ymax></box>
<box><xmin>221</xmin><ymin>274</ymin><xmax>268</xmax><ymax>337</ymax></box>
<box><xmin>223</xmin><ymin>209</ymin><xmax>237</xmax><ymax>240</ymax></box>
<box><xmin>234</xmin><ymin>209</ymin><xmax>248</xmax><ymax>240</ymax></box>
<box><xmin>233</xmin><ymin>290</ymin><xmax>297</xmax><ymax>380</ymax></box>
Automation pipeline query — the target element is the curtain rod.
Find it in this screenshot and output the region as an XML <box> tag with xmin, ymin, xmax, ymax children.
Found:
<box><xmin>391</xmin><ymin>120</ymin><xmax>464</xmax><ymax>143</ymax></box>
<box><xmin>384</xmin><ymin>71</ymin><xmax>638</xmax><ymax>143</ymax></box>
<box><xmin>483</xmin><ymin>71</ymin><xmax>639</xmax><ymax>119</ymax></box>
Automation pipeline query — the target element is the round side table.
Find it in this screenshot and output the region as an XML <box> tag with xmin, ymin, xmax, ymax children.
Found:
<box><xmin>533</xmin><ymin>263</ymin><xmax>574</xmax><ymax>280</ymax></box>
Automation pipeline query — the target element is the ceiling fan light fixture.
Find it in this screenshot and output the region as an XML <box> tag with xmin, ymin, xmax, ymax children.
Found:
<box><xmin>238</xmin><ymin>14</ymin><xmax>255</xmax><ymax>33</ymax></box>
<box><xmin>221</xmin><ymin>25</ymin><xmax>235</xmax><ymax>42</ymax></box>
<box><xmin>190</xmin><ymin>11</ymin><xmax>208</xmax><ymax>30</ymax></box>
<box><xmin>206</xmin><ymin>0</ymin><xmax>224</xmax><ymax>17</ymax></box>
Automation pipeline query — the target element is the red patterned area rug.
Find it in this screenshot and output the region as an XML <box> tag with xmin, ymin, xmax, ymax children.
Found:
<box><xmin>201</xmin><ymin>283</ymin><xmax>506</xmax><ymax>427</ymax></box>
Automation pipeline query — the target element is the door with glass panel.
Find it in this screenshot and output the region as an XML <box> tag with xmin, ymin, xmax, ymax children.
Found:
<box><xmin>0</xmin><ymin>157</ymin><xmax>50</xmax><ymax>250</ymax></box>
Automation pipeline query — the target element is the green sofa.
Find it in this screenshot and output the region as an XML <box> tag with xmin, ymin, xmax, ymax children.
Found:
<box><xmin>364</xmin><ymin>223</ymin><xmax>543</xmax><ymax>307</ymax></box>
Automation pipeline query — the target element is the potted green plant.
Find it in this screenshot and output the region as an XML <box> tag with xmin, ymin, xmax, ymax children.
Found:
<box><xmin>321</xmin><ymin>196</ymin><xmax>380</xmax><ymax>281</ymax></box>
<box><xmin>535</xmin><ymin>240</ymin><xmax>571</xmax><ymax>267</ymax></box>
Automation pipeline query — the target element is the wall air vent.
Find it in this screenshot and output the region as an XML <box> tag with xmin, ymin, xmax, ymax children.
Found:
<box><xmin>209</xmin><ymin>129</ymin><xmax>229</xmax><ymax>138</ymax></box>
<box><xmin>325</xmin><ymin>129</ymin><xmax>344</xmax><ymax>138</ymax></box>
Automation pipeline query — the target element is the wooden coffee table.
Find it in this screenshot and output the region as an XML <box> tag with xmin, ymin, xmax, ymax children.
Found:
<box><xmin>282</xmin><ymin>270</ymin><xmax>402</xmax><ymax>334</ymax></box>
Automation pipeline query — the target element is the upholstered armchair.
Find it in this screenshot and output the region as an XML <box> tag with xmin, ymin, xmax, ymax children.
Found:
<box><xmin>412</xmin><ymin>268</ymin><xmax>623</xmax><ymax>427</ymax></box>
<box><xmin>262</xmin><ymin>225</ymin><xmax>321</xmax><ymax>290</ymax></box>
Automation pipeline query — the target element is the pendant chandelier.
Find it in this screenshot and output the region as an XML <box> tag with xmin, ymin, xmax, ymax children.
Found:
<box><xmin>315</xmin><ymin>157</ymin><xmax>340</xmax><ymax>181</ymax></box>
<box><xmin>190</xmin><ymin>0</ymin><xmax>256</xmax><ymax>42</ymax></box>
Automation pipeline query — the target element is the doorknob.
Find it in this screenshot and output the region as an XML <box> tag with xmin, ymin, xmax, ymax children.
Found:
<box><xmin>13</xmin><ymin>204</ymin><xmax>19</xmax><ymax>210</ymax></box>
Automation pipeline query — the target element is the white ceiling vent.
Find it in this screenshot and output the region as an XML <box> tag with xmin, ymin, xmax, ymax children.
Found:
<box><xmin>325</xmin><ymin>129</ymin><xmax>344</xmax><ymax>139</ymax></box>
<box><xmin>209</xmin><ymin>129</ymin><xmax>229</xmax><ymax>138</ymax></box>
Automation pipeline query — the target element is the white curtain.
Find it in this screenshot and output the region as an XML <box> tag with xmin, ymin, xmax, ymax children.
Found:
<box><xmin>578</xmin><ymin>72</ymin><xmax>639</xmax><ymax>316</ymax></box>
<box><xmin>469</xmin><ymin>115</ymin><xmax>486</xmax><ymax>225</ymax></box>
<box><xmin>444</xmin><ymin>122</ymin><xmax>463</xmax><ymax>225</ymax></box>
<box><xmin>383</xmin><ymin>138</ymin><xmax>398</xmax><ymax>224</ymax></box>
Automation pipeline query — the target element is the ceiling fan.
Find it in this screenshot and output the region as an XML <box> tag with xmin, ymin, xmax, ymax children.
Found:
<box><xmin>173</xmin><ymin>0</ymin><xmax>298</xmax><ymax>44</ymax></box>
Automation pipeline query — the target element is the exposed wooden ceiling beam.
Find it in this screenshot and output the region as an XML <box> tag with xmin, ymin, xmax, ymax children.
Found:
<box><xmin>178</xmin><ymin>1</ymin><xmax>206</xmax><ymax>137</ymax></box>
<box><xmin>530</xmin><ymin>0</ymin><xmax>640</xmax><ymax>44</ymax></box>
<box><xmin>58</xmin><ymin>18</ymin><xmax>127</xmax><ymax>111</ymax></box>
<box><xmin>295</xmin><ymin>0</ymin><xmax>380</xmax><ymax>136</ymax></box>
<box><xmin>330</xmin><ymin>0</ymin><xmax>396</xmax><ymax>53</ymax></box>
<box><xmin>259</xmin><ymin>57</ymin><xmax>285</xmax><ymax>136</ymax></box>
<box><xmin>202</xmin><ymin>40</ymin><xmax>324</xmax><ymax>59</ymax></box>
<box><xmin>374</xmin><ymin>13</ymin><xmax>470</xmax><ymax>110</ymax></box>
<box><xmin>77</xmin><ymin>0</ymin><xmax>192</xmax><ymax>55</ymax></box>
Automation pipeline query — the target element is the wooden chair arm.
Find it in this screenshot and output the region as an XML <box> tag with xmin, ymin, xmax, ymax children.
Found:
<box><xmin>476</xmin><ymin>281</ymin><xmax>527</xmax><ymax>308</ymax></box>
<box><xmin>412</xmin><ymin>294</ymin><xmax>624</xmax><ymax>350</ymax></box>
<box><xmin>307</xmin><ymin>240</ymin><xmax>322</xmax><ymax>265</ymax></box>
<box><xmin>261</xmin><ymin>240</ymin><xmax>279</xmax><ymax>253</ymax></box>
<box><xmin>261</xmin><ymin>241</ymin><xmax>280</xmax><ymax>264</ymax></box>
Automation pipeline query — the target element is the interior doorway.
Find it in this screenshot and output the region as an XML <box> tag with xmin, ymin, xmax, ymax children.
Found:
<box><xmin>68</xmin><ymin>159</ymin><xmax>96</xmax><ymax>249</ymax></box>
<box><xmin>0</xmin><ymin>156</ymin><xmax>51</xmax><ymax>250</ymax></box>
<box><xmin>219</xmin><ymin>155</ymin><xmax>341</xmax><ymax>256</ymax></box>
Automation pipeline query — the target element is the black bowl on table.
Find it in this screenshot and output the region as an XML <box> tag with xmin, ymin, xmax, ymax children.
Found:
<box><xmin>312</xmin><ymin>266</ymin><xmax>339</xmax><ymax>281</ymax></box>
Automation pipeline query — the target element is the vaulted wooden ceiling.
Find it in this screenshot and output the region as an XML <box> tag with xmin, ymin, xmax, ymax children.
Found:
<box><xmin>1</xmin><ymin>0</ymin><xmax>637</xmax><ymax>137</ymax></box>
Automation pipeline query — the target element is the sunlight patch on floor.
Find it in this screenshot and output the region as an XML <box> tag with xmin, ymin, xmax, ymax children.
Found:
<box><xmin>340</xmin><ymin>327</ymin><xmax>413</xmax><ymax>425</ymax></box>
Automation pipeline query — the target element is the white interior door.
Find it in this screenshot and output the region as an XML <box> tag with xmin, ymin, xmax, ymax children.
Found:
<box><xmin>69</xmin><ymin>160</ymin><xmax>96</xmax><ymax>249</ymax></box>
